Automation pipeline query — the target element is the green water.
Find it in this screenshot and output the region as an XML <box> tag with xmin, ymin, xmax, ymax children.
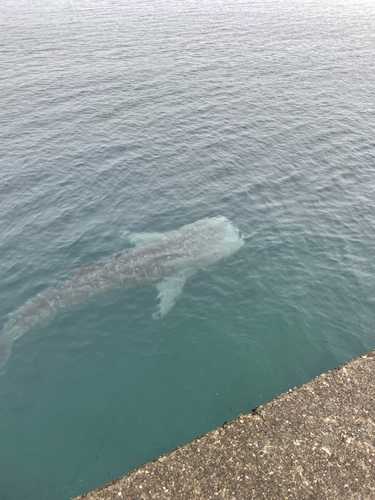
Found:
<box><xmin>1</xmin><ymin>0</ymin><xmax>375</xmax><ymax>498</ymax></box>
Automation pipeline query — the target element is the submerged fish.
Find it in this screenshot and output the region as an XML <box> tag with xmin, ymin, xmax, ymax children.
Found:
<box><xmin>0</xmin><ymin>216</ymin><xmax>244</xmax><ymax>369</ymax></box>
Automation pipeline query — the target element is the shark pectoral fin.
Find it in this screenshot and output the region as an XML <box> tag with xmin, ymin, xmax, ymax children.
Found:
<box><xmin>128</xmin><ymin>232</ymin><xmax>164</xmax><ymax>247</ymax></box>
<box><xmin>153</xmin><ymin>274</ymin><xmax>187</xmax><ymax>319</ymax></box>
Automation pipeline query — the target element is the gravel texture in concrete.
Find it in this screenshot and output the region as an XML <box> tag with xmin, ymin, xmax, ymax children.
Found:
<box><xmin>75</xmin><ymin>351</ymin><xmax>375</xmax><ymax>500</ymax></box>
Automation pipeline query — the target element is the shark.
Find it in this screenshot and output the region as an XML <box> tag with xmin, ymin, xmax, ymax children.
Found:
<box><xmin>0</xmin><ymin>216</ymin><xmax>244</xmax><ymax>369</ymax></box>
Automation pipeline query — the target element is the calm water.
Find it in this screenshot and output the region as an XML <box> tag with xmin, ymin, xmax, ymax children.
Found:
<box><xmin>1</xmin><ymin>0</ymin><xmax>375</xmax><ymax>498</ymax></box>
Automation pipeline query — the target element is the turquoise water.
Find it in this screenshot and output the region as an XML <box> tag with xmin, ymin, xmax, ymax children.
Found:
<box><xmin>1</xmin><ymin>0</ymin><xmax>375</xmax><ymax>497</ymax></box>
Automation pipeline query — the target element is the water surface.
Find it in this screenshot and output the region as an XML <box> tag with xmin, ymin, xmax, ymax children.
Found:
<box><xmin>1</xmin><ymin>0</ymin><xmax>375</xmax><ymax>498</ymax></box>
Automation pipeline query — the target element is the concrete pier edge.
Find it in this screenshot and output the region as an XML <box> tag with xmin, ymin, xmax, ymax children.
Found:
<box><xmin>75</xmin><ymin>350</ymin><xmax>375</xmax><ymax>499</ymax></box>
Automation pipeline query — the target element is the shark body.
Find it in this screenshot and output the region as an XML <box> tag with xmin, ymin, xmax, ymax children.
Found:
<box><xmin>0</xmin><ymin>216</ymin><xmax>244</xmax><ymax>369</ymax></box>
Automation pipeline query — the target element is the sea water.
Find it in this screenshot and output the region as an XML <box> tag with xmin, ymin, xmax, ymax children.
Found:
<box><xmin>1</xmin><ymin>0</ymin><xmax>375</xmax><ymax>498</ymax></box>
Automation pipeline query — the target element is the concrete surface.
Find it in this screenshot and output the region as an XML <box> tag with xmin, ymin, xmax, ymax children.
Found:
<box><xmin>74</xmin><ymin>350</ymin><xmax>375</xmax><ymax>500</ymax></box>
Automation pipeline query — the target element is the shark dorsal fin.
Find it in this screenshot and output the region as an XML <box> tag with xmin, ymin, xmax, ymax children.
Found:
<box><xmin>73</xmin><ymin>264</ymin><xmax>94</xmax><ymax>276</ymax></box>
<box><xmin>129</xmin><ymin>232</ymin><xmax>164</xmax><ymax>247</ymax></box>
<box><xmin>73</xmin><ymin>260</ymin><xmax>107</xmax><ymax>276</ymax></box>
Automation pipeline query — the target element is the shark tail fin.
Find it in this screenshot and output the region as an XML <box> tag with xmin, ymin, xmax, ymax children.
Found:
<box><xmin>0</xmin><ymin>337</ymin><xmax>13</xmax><ymax>373</ymax></box>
